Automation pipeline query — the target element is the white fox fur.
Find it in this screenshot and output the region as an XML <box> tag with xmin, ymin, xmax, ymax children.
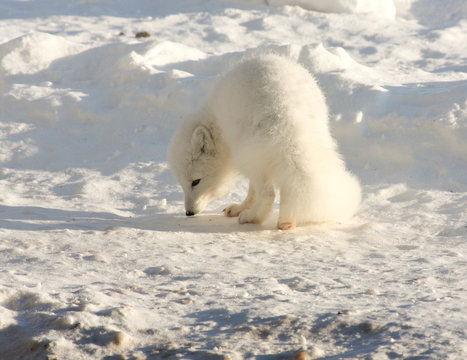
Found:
<box><xmin>169</xmin><ymin>55</ymin><xmax>361</xmax><ymax>229</ymax></box>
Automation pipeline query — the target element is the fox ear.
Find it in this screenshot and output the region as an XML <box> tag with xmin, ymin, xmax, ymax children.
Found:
<box><xmin>191</xmin><ymin>126</ymin><xmax>215</xmax><ymax>157</ymax></box>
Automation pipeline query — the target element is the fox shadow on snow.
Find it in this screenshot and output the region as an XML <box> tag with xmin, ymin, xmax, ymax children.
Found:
<box><xmin>0</xmin><ymin>204</ymin><xmax>271</xmax><ymax>233</ymax></box>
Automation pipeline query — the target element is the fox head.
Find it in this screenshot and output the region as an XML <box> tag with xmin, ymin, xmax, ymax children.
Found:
<box><xmin>169</xmin><ymin>122</ymin><xmax>233</xmax><ymax>216</ymax></box>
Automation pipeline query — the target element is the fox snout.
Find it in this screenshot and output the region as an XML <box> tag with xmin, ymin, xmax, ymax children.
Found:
<box><xmin>184</xmin><ymin>198</ymin><xmax>199</xmax><ymax>216</ymax></box>
<box><xmin>185</xmin><ymin>199</ymin><xmax>207</xmax><ymax>217</ymax></box>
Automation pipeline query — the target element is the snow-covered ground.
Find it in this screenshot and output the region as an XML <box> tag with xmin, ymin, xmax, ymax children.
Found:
<box><xmin>0</xmin><ymin>0</ymin><xmax>466</xmax><ymax>359</ymax></box>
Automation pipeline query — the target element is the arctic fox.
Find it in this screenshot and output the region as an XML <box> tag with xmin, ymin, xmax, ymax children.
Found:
<box><xmin>169</xmin><ymin>55</ymin><xmax>361</xmax><ymax>230</ymax></box>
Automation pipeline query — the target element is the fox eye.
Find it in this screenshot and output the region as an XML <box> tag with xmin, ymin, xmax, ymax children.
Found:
<box><xmin>191</xmin><ymin>179</ymin><xmax>201</xmax><ymax>187</ymax></box>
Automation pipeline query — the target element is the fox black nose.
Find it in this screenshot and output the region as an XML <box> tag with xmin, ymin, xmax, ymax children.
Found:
<box><xmin>186</xmin><ymin>210</ymin><xmax>195</xmax><ymax>217</ymax></box>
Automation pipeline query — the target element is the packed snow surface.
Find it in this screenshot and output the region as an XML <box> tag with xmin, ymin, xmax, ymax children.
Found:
<box><xmin>0</xmin><ymin>0</ymin><xmax>466</xmax><ymax>359</ymax></box>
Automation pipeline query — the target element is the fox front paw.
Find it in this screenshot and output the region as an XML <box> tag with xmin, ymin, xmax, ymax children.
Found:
<box><xmin>238</xmin><ymin>209</ymin><xmax>258</xmax><ymax>224</ymax></box>
<box><xmin>223</xmin><ymin>204</ymin><xmax>242</xmax><ymax>217</ymax></box>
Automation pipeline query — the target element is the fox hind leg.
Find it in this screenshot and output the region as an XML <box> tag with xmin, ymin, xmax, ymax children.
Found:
<box><xmin>277</xmin><ymin>185</ymin><xmax>297</xmax><ymax>230</ymax></box>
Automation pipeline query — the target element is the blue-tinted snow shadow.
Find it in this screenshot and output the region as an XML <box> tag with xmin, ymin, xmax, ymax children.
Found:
<box><xmin>0</xmin><ymin>205</ymin><xmax>268</xmax><ymax>233</ymax></box>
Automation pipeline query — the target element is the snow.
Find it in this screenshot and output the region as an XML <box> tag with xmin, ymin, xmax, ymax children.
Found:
<box><xmin>238</xmin><ymin>0</ymin><xmax>397</xmax><ymax>20</ymax></box>
<box><xmin>0</xmin><ymin>0</ymin><xmax>466</xmax><ymax>359</ymax></box>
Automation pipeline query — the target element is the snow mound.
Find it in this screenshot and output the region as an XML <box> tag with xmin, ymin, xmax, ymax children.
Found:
<box><xmin>0</xmin><ymin>32</ymin><xmax>82</xmax><ymax>75</ymax></box>
<box><xmin>140</xmin><ymin>40</ymin><xmax>206</xmax><ymax>68</ymax></box>
<box><xmin>297</xmin><ymin>43</ymin><xmax>379</xmax><ymax>82</ymax></box>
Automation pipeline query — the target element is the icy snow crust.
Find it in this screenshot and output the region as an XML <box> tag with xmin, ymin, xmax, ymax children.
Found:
<box><xmin>0</xmin><ymin>0</ymin><xmax>466</xmax><ymax>359</ymax></box>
